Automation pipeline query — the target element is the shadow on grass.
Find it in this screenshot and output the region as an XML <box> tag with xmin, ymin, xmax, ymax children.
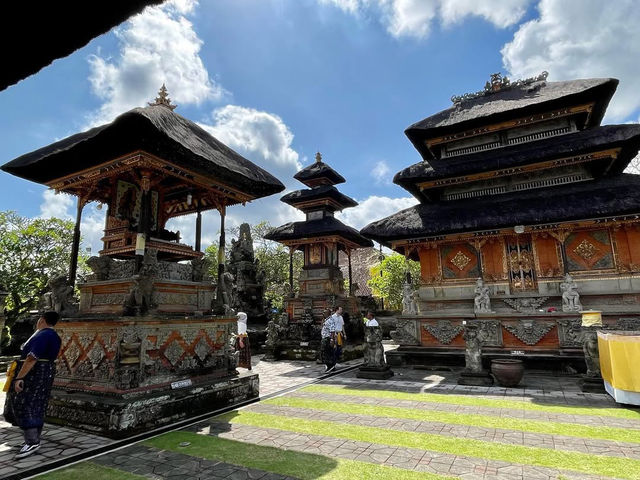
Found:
<box><xmin>146</xmin><ymin>416</ymin><xmax>340</xmax><ymax>480</ymax></box>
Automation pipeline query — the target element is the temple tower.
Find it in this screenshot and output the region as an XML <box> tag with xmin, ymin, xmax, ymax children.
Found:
<box><xmin>265</xmin><ymin>153</ymin><xmax>373</xmax><ymax>359</ymax></box>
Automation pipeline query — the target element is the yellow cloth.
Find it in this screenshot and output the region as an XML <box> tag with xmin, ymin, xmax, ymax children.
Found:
<box><xmin>3</xmin><ymin>360</ymin><xmax>17</xmax><ymax>393</ymax></box>
<box><xmin>599</xmin><ymin>331</ymin><xmax>640</xmax><ymax>392</ymax></box>
<box><xmin>336</xmin><ymin>332</ymin><xmax>344</xmax><ymax>347</ymax></box>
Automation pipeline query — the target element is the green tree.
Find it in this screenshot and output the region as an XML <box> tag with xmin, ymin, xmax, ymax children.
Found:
<box><xmin>0</xmin><ymin>211</ymin><xmax>78</xmax><ymax>327</ymax></box>
<box><xmin>368</xmin><ymin>253</ymin><xmax>421</xmax><ymax>311</ymax></box>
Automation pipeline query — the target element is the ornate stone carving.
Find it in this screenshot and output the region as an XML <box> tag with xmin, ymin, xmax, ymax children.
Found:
<box><xmin>474</xmin><ymin>278</ymin><xmax>491</xmax><ymax>313</ymax></box>
<box><xmin>362</xmin><ymin>326</ymin><xmax>386</xmax><ymax>368</ymax></box>
<box><xmin>560</xmin><ymin>274</ymin><xmax>582</xmax><ymax>312</ymax></box>
<box><xmin>64</xmin><ymin>341</ymin><xmax>81</xmax><ymax>367</ymax></box>
<box><xmin>163</xmin><ymin>340</ymin><xmax>184</xmax><ymax>366</ymax></box>
<box><xmin>581</xmin><ymin>327</ymin><xmax>600</xmax><ymax>377</ymax></box>
<box><xmin>557</xmin><ymin>318</ymin><xmax>582</xmax><ymax>347</ymax></box>
<box><xmin>424</xmin><ymin>321</ymin><xmax>464</xmax><ymax>344</ymax></box>
<box><xmin>390</xmin><ymin>318</ymin><xmax>420</xmax><ymax>345</ymax></box>
<box><xmin>402</xmin><ymin>282</ymin><xmax>418</xmax><ymax>315</ymax></box>
<box><xmin>194</xmin><ymin>337</ymin><xmax>210</xmax><ymax>362</ymax></box>
<box><xmin>41</xmin><ymin>274</ymin><xmax>78</xmax><ymax>316</ymax></box>
<box><xmin>617</xmin><ymin>318</ymin><xmax>640</xmax><ymax>330</ymax></box>
<box><xmin>463</xmin><ymin>324</ymin><xmax>482</xmax><ymax>373</ymax></box>
<box><xmin>504</xmin><ymin>320</ymin><xmax>554</xmax><ymax>345</ymax></box>
<box><xmin>191</xmin><ymin>258</ymin><xmax>212</xmax><ymax>282</ymax></box>
<box><xmin>477</xmin><ymin>320</ymin><xmax>502</xmax><ymax>346</ymax></box>
<box><xmin>503</xmin><ymin>297</ymin><xmax>549</xmax><ymax>313</ymax></box>
<box><xmin>87</xmin><ymin>342</ymin><xmax>106</xmax><ymax>367</ymax></box>
<box><xmin>451</xmin><ymin>251</ymin><xmax>471</xmax><ymax>270</ymax></box>
<box><xmin>574</xmin><ymin>239</ymin><xmax>597</xmax><ymax>260</ymax></box>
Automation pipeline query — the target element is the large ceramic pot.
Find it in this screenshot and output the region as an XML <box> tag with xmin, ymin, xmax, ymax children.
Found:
<box><xmin>491</xmin><ymin>359</ymin><xmax>524</xmax><ymax>387</ymax></box>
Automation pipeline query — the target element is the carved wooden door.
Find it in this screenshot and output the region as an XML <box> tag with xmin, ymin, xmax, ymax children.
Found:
<box><xmin>506</xmin><ymin>235</ymin><xmax>537</xmax><ymax>291</ymax></box>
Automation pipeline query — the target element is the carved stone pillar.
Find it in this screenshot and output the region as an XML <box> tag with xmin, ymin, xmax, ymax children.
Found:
<box><xmin>579</xmin><ymin>326</ymin><xmax>605</xmax><ymax>393</ymax></box>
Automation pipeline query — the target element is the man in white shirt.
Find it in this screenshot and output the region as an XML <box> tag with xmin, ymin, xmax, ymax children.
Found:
<box><xmin>330</xmin><ymin>306</ymin><xmax>346</xmax><ymax>365</ymax></box>
<box><xmin>364</xmin><ymin>311</ymin><xmax>379</xmax><ymax>327</ymax></box>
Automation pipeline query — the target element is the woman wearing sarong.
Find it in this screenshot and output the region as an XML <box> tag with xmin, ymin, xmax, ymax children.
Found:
<box><xmin>235</xmin><ymin>312</ymin><xmax>251</xmax><ymax>370</ymax></box>
<box><xmin>4</xmin><ymin>311</ymin><xmax>62</xmax><ymax>459</ymax></box>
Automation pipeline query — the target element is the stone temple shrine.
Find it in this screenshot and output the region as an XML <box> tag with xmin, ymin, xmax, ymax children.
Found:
<box><xmin>1</xmin><ymin>86</ymin><xmax>285</xmax><ymax>436</ymax></box>
<box><xmin>362</xmin><ymin>73</ymin><xmax>640</xmax><ymax>372</ymax></box>
<box><xmin>265</xmin><ymin>153</ymin><xmax>373</xmax><ymax>360</ymax></box>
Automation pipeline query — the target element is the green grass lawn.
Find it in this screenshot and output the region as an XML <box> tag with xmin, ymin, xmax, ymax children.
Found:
<box><xmin>266</xmin><ymin>395</ymin><xmax>640</xmax><ymax>444</ymax></box>
<box><xmin>219</xmin><ymin>410</ymin><xmax>640</xmax><ymax>479</ymax></box>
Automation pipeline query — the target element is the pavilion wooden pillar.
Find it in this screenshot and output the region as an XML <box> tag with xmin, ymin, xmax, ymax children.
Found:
<box><xmin>216</xmin><ymin>203</ymin><xmax>226</xmax><ymax>303</ymax></box>
<box><xmin>68</xmin><ymin>197</ymin><xmax>87</xmax><ymax>287</ymax></box>
<box><xmin>195</xmin><ymin>210</ymin><xmax>202</xmax><ymax>252</ymax></box>
<box><xmin>289</xmin><ymin>247</ymin><xmax>294</xmax><ymax>292</ymax></box>
<box><xmin>135</xmin><ymin>174</ymin><xmax>152</xmax><ymax>272</ymax></box>
<box><xmin>347</xmin><ymin>249</ymin><xmax>353</xmax><ymax>296</ymax></box>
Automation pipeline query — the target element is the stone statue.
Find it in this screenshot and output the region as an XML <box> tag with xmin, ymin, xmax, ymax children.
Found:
<box><xmin>474</xmin><ymin>278</ymin><xmax>491</xmax><ymax>313</ymax></box>
<box><xmin>560</xmin><ymin>274</ymin><xmax>582</xmax><ymax>312</ymax></box>
<box><xmin>363</xmin><ymin>326</ymin><xmax>385</xmax><ymax>368</ymax></box>
<box><xmin>402</xmin><ymin>282</ymin><xmax>418</xmax><ymax>315</ymax></box>
<box><xmin>463</xmin><ymin>324</ymin><xmax>483</xmax><ymax>373</ymax></box>
<box><xmin>42</xmin><ymin>275</ymin><xmax>78</xmax><ymax>316</ymax></box>
<box><xmin>581</xmin><ymin>328</ymin><xmax>600</xmax><ymax>377</ymax></box>
<box><xmin>87</xmin><ymin>255</ymin><xmax>114</xmax><ymax>281</ymax></box>
<box><xmin>264</xmin><ymin>313</ymin><xmax>288</xmax><ymax>361</ymax></box>
<box><xmin>124</xmin><ymin>249</ymin><xmax>157</xmax><ymax>316</ymax></box>
<box><xmin>191</xmin><ymin>257</ymin><xmax>212</xmax><ymax>282</ymax></box>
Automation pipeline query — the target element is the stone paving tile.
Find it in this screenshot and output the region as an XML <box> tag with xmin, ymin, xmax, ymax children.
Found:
<box><xmin>93</xmin><ymin>444</ymin><xmax>293</xmax><ymax>480</ymax></box>
<box><xmin>243</xmin><ymin>402</ymin><xmax>640</xmax><ymax>460</ymax></box>
<box><xmin>203</xmin><ymin>418</ymin><xmax>611</xmax><ymax>480</ymax></box>
<box><xmin>302</xmin><ymin>380</ymin><xmax>640</xmax><ymax>430</ymax></box>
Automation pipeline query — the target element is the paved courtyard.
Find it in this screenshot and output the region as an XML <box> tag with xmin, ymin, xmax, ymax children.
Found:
<box><xmin>1</xmin><ymin>353</ymin><xmax>639</xmax><ymax>480</ymax></box>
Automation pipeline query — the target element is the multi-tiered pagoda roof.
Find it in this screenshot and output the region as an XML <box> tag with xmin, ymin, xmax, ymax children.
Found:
<box><xmin>362</xmin><ymin>74</ymin><xmax>640</xmax><ymax>252</ymax></box>
<box><xmin>266</xmin><ymin>153</ymin><xmax>372</xmax><ymax>249</ymax></box>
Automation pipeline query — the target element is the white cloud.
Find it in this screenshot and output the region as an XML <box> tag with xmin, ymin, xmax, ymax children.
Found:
<box><xmin>201</xmin><ymin>105</ymin><xmax>302</xmax><ymax>171</ymax></box>
<box><xmin>39</xmin><ymin>190</ymin><xmax>106</xmax><ymax>255</ymax></box>
<box><xmin>337</xmin><ymin>195</ymin><xmax>417</xmax><ymax>230</ymax></box>
<box><xmin>86</xmin><ymin>1</ymin><xmax>224</xmax><ymax>126</ymax></box>
<box><xmin>371</xmin><ymin>160</ymin><xmax>391</xmax><ymax>184</ymax></box>
<box><xmin>39</xmin><ymin>190</ymin><xmax>74</xmax><ymax>220</ymax></box>
<box><xmin>501</xmin><ymin>0</ymin><xmax>640</xmax><ymax>121</ymax></box>
<box><xmin>321</xmin><ymin>0</ymin><xmax>529</xmax><ymax>39</ymax></box>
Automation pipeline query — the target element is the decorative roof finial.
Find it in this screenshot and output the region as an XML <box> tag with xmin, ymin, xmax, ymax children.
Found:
<box><xmin>451</xmin><ymin>71</ymin><xmax>549</xmax><ymax>104</ymax></box>
<box><xmin>149</xmin><ymin>84</ymin><xmax>177</xmax><ymax>110</ymax></box>
<box><xmin>315</xmin><ymin>152</ymin><xmax>322</xmax><ymax>163</ymax></box>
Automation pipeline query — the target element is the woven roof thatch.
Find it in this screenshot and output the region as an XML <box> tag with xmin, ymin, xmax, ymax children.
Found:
<box><xmin>361</xmin><ymin>174</ymin><xmax>640</xmax><ymax>248</ymax></box>
<box><xmin>281</xmin><ymin>185</ymin><xmax>358</xmax><ymax>210</ymax></box>
<box><xmin>405</xmin><ymin>78</ymin><xmax>618</xmax><ymax>162</ymax></box>
<box><xmin>293</xmin><ymin>161</ymin><xmax>345</xmax><ymax>186</ymax></box>
<box><xmin>395</xmin><ymin>124</ymin><xmax>640</xmax><ymax>201</ymax></box>
<box><xmin>3</xmin><ymin>1</ymin><xmax>163</xmax><ymax>91</ymax></box>
<box><xmin>266</xmin><ymin>216</ymin><xmax>373</xmax><ymax>248</ymax></box>
<box><xmin>1</xmin><ymin>104</ymin><xmax>285</xmax><ymax>199</ymax></box>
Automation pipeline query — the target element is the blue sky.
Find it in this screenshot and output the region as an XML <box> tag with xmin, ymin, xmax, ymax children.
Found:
<box><xmin>1</xmin><ymin>0</ymin><xmax>639</xmax><ymax>252</ymax></box>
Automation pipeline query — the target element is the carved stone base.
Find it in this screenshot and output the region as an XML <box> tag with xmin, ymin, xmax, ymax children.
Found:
<box><xmin>580</xmin><ymin>375</ymin><xmax>605</xmax><ymax>393</ymax></box>
<box><xmin>356</xmin><ymin>366</ymin><xmax>394</xmax><ymax>379</ymax></box>
<box><xmin>458</xmin><ymin>371</ymin><xmax>494</xmax><ymax>386</ymax></box>
<box><xmin>46</xmin><ymin>372</ymin><xmax>258</xmax><ymax>438</ymax></box>
<box><xmin>276</xmin><ymin>342</ymin><xmax>364</xmax><ymax>362</ymax></box>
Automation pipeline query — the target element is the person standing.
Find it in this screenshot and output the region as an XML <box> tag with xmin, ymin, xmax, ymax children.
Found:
<box><xmin>364</xmin><ymin>311</ymin><xmax>379</xmax><ymax>327</ymax></box>
<box><xmin>331</xmin><ymin>306</ymin><xmax>346</xmax><ymax>365</ymax></box>
<box><xmin>235</xmin><ymin>312</ymin><xmax>251</xmax><ymax>370</ymax></box>
<box><xmin>320</xmin><ymin>308</ymin><xmax>337</xmax><ymax>372</ymax></box>
<box><xmin>4</xmin><ymin>311</ymin><xmax>62</xmax><ymax>459</ymax></box>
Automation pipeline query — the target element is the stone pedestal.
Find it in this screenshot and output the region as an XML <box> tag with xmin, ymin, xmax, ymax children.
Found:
<box><xmin>46</xmin><ymin>314</ymin><xmax>255</xmax><ymax>437</ymax></box>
